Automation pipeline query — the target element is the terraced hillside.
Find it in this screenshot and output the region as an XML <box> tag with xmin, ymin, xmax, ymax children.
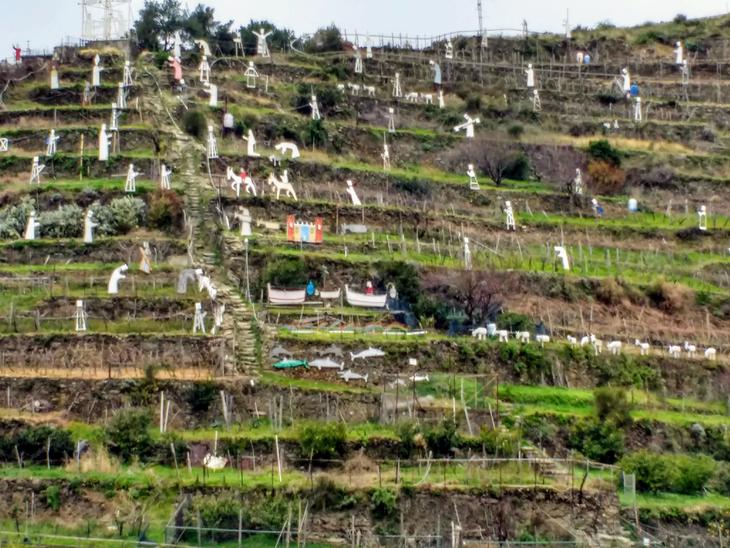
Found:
<box><xmin>2</xmin><ymin>9</ymin><xmax>730</xmax><ymax>547</ymax></box>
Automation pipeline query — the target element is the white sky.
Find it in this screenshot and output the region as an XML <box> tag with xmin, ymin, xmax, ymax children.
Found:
<box><xmin>0</xmin><ymin>0</ymin><xmax>727</xmax><ymax>53</ymax></box>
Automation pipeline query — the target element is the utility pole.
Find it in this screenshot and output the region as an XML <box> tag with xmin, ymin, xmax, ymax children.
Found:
<box><xmin>477</xmin><ymin>0</ymin><xmax>487</xmax><ymax>49</ymax></box>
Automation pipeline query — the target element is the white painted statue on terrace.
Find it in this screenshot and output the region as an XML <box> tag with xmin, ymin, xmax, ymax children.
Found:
<box><xmin>698</xmin><ymin>205</ymin><xmax>708</xmax><ymax>231</ymax></box>
<box><xmin>125</xmin><ymin>163</ymin><xmax>141</xmax><ymax>193</ymax></box>
<box><xmin>199</xmin><ymin>55</ymin><xmax>210</xmax><ymax>84</ymax></box>
<box><xmin>555</xmin><ymin>246</ymin><xmax>570</xmax><ymax>270</ymax></box>
<box><xmin>366</xmin><ymin>35</ymin><xmax>373</xmax><ymax>59</ymax></box>
<box><xmin>139</xmin><ymin>241</ymin><xmax>152</xmax><ymax>274</ymax></box>
<box><xmin>454</xmin><ymin>114</ymin><xmax>480</xmax><ymax>138</ymax></box>
<box><xmin>204</xmin><ymin>83</ymin><xmax>218</xmax><ymax>107</ymax></box>
<box><xmin>674</xmin><ymin>41</ymin><xmax>683</xmax><ymax>65</ymax></box>
<box><xmin>244</xmin><ymin>61</ymin><xmax>259</xmax><ymax>89</ymax></box>
<box><xmin>244</xmin><ymin>129</ymin><xmax>260</xmax><ymax>157</ymax></box>
<box><xmin>633</xmin><ymin>96</ymin><xmax>642</xmax><ymax>122</ymax></box>
<box><xmin>50</xmin><ymin>67</ymin><xmax>59</xmax><ymax>90</ymax></box>
<box><xmin>525</xmin><ymin>64</ymin><xmax>535</xmax><ymax>89</ymax></box>
<box><xmin>98</xmin><ymin>123</ymin><xmax>111</xmax><ymax>161</ymax></box>
<box><xmin>381</xmin><ymin>138</ymin><xmax>391</xmax><ymax>171</ymax></box>
<box><xmin>573</xmin><ymin>168</ymin><xmax>583</xmax><ymax>196</ymax></box>
<box><xmin>392</xmin><ymin>72</ymin><xmax>402</xmax><ymax>98</ymax></box>
<box><xmin>173</xmin><ymin>31</ymin><xmax>182</xmax><ymax>59</ymax></box>
<box><xmin>123</xmin><ymin>61</ymin><xmax>134</xmax><ymax>87</ymax></box>
<box><xmin>83</xmin><ymin>209</ymin><xmax>97</xmax><ymax>244</ymax></box>
<box><xmin>92</xmin><ymin>54</ymin><xmax>104</xmax><ymax>87</ymax></box>
<box><xmin>346</xmin><ymin>180</ymin><xmax>361</xmax><ymax>206</ymax></box>
<box><xmin>253</xmin><ymin>28</ymin><xmax>273</xmax><ymax>57</ymax></box>
<box><xmin>29</xmin><ymin>157</ymin><xmax>45</xmax><ymax>184</ymax></box>
<box><xmin>504</xmin><ymin>201</ymin><xmax>516</xmax><ymax>231</ymax></box>
<box><xmin>354</xmin><ymin>47</ymin><xmax>363</xmax><ymax>74</ymax></box>
<box><xmin>310</xmin><ymin>95</ymin><xmax>321</xmax><ymax>120</ymax></box>
<box><xmin>438</xmin><ymin>89</ymin><xmax>445</xmax><ymax>109</ymax></box>
<box><xmin>387</xmin><ymin>108</ymin><xmax>396</xmax><ymax>134</ymax></box>
<box><xmin>463</xmin><ymin>237</ymin><xmax>472</xmax><ymax>270</ymax></box>
<box><xmin>621</xmin><ymin>68</ymin><xmax>631</xmax><ymax>95</ymax></box>
<box><xmin>160</xmin><ymin>164</ymin><xmax>172</xmax><ymax>190</ymax></box>
<box><xmin>46</xmin><ymin>129</ymin><xmax>59</xmax><ymax>156</ymax></box>
<box><xmin>110</xmin><ymin>103</ymin><xmax>120</xmax><ymax>132</ymax></box>
<box><xmin>532</xmin><ymin>89</ymin><xmax>541</xmax><ymax>112</ymax></box>
<box><xmin>0</xmin><ymin>138</ymin><xmax>8</xmax><ymax>152</ymax></box>
<box><xmin>24</xmin><ymin>210</ymin><xmax>40</xmax><ymax>240</ymax></box>
<box><xmin>467</xmin><ymin>164</ymin><xmax>479</xmax><ymax>190</ymax></box>
<box><xmin>75</xmin><ymin>300</ymin><xmax>87</xmax><ymax>332</ymax></box>
<box><xmin>117</xmin><ymin>82</ymin><xmax>127</xmax><ymax>109</ymax></box>
<box><xmin>207</xmin><ymin>125</ymin><xmax>218</xmax><ymax>159</ymax></box>
<box><xmin>107</xmin><ymin>264</ymin><xmax>129</xmax><ymax>295</ymax></box>
<box><xmin>445</xmin><ymin>38</ymin><xmax>454</xmax><ymax>60</ymax></box>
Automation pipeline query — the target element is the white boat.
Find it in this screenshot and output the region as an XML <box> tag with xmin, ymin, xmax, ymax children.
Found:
<box><xmin>268</xmin><ymin>283</ymin><xmax>306</xmax><ymax>305</ymax></box>
<box><xmin>319</xmin><ymin>288</ymin><xmax>341</xmax><ymax>300</ymax></box>
<box><xmin>345</xmin><ymin>285</ymin><xmax>388</xmax><ymax>308</ymax></box>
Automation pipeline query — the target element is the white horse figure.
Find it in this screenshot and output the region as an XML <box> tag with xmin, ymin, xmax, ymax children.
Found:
<box><xmin>226</xmin><ymin>167</ymin><xmax>257</xmax><ymax>197</ymax></box>
<box><xmin>274</xmin><ymin>142</ymin><xmax>301</xmax><ymax>159</ymax></box>
<box><xmin>471</xmin><ymin>327</ymin><xmax>487</xmax><ymax>340</ymax></box>
<box><xmin>267</xmin><ymin>172</ymin><xmax>297</xmax><ymax>201</ymax></box>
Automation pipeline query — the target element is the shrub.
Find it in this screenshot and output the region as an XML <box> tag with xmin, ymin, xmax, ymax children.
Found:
<box><xmin>396</xmin><ymin>421</ymin><xmax>421</xmax><ymax>459</ymax></box>
<box><xmin>674</xmin><ymin>454</ymin><xmax>715</xmax><ymax>495</ymax></box>
<box><xmin>480</xmin><ymin>427</ymin><xmax>519</xmax><ymax>457</ymax></box>
<box><xmin>594</xmin><ymin>387</ymin><xmax>633</xmax><ymax>427</ymax></box>
<box><xmin>645</xmin><ymin>278</ymin><xmax>689</xmax><ymax>313</ymax></box>
<box><xmin>45</xmin><ymin>485</ymin><xmax>61</xmax><ymax>512</ymax></box>
<box><xmin>370</xmin><ymin>488</ymin><xmax>397</xmax><ymax>519</ymax></box>
<box><xmin>301</xmin><ymin>118</ymin><xmax>327</xmax><ymax>148</ymax></box>
<box><xmin>587</xmin><ymin>160</ymin><xmax>625</xmax><ymax>195</ymax></box>
<box><xmin>465</xmin><ymin>94</ymin><xmax>482</xmax><ymax>112</ymax></box>
<box><xmin>507</xmin><ymin>124</ymin><xmax>524</xmax><ymax>140</ymax></box>
<box><xmin>104</xmin><ymin>409</ymin><xmax>154</xmax><ymax>464</ymax></box>
<box><xmin>424</xmin><ymin>418</ymin><xmax>458</xmax><ymax>457</ymax></box>
<box><xmin>497</xmin><ymin>311</ymin><xmax>532</xmax><ymax>333</ymax></box>
<box><xmin>183</xmin><ymin>109</ymin><xmax>207</xmax><ymax>139</ymax></box>
<box><xmin>186</xmin><ymin>381</ymin><xmax>218</xmax><ymax>413</ymax></box>
<box><xmin>299</xmin><ymin>422</ymin><xmax>347</xmax><ymax>459</ymax></box>
<box><xmin>588</xmin><ymin>140</ymin><xmax>621</xmax><ymax>167</ymax></box>
<box><xmin>568</xmin><ymin>419</ymin><xmax>624</xmax><ymax>463</ymax></box>
<box><xmin>595</xmin><ymin>277</ymin><xmax>624</xmax><ymax>306</ymax></box>
<box><xmin>262</xmin><ymin>258</ymin><xmax>308</xmax><ymax>288</ymax></box>
<box><xmin>39</xmin><ymin>204</ymin><xmax>83</xmax><ymax>238</ymax></box>
<box><xmin>304</xmin><ymin>25</ymin><xmax>344</xmax><ymax>53</ymax></box>
<box><xmin>621</xmin><ymin>452</ymin><xmax>715</xmax><ymax>495</ymax></box>
<box><xmin>148</xmin><ymin>190</ymin><xmax>184</xmax><ymax>230</ymax></box>
<box><xmin>2</xmin><ymin>425</ymin><xmax>74</xmax><ymax>465</ymax></box>
<box><xmin>503</xmin><ymin>153</ymin><xmax>531</xmax><ymax>181</ymax></box>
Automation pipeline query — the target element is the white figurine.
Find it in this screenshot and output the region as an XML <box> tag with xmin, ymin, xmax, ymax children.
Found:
<box><xmin>633</xmin><ymin>96</ymin><xmax>642</xmax><ymax>122</ymax></box>
<box><xmin>555</xmin><ymin>246</ymin><xmax>570</xmax><ymax>270</ymax></box>
<box><xmin>681</xmin><ymin>60</ymin><xmax>690</xmax><ymax>85</ymax></box>
<box><xmin>310</xmin><ymin>95</ymin><xmax>321</xmax><ymax>120</ymax></box>
<box><xmin>674</xmin><ymin>41</ymin><xmax>683</xmax><ymax>65</ymax></box>
<box><xmin>381</xmin><ymin>137</ymin><xmax>391</xmax><ymax>171</ymax></box>
<box><xmin>195</xmin><ymin>39</ymin><xmax>211</xmax><ymax>57</ymax></box>
<box><xmin>267</xmin><ymin>171</ymin><xmax>297</xmax><ymax>201</ymax></box>
<box><xmin>117</xmin><ymin>82</ymin><xmax>127</xmax><ymax>109</ymax></box>
<box><xmin>199</xmin><ymin>55</ymin><xmax>210</xmax><ymax>84</ymax></box>
<box><xmin>125</xmin><ymin>163</ymin><xmax>141</xmax><ymax>193</ymax></box>
<box><xmin>504</xmin><ymin>201</ymin><xmax>516</xmax><ymax>231</ymax></box>
<box><xmin>50</xmin><ymin>67</ymin><xmax>59</xmax><ymax>90</ymax></box>
<box><xmin>387</xmin><ymin>108</ymin><xmax>396</xmax><ymax>134</ymax></box>
<box><xmin>122</xmin><ymin>61</ymin><xmax>134</xmax><ymax>87</ymax></box>
<box><xmin>75</xmin><ymin>300</ymin><xmax>88</xmax><ymax>332</ymax></box>
<box><xmin>204</xmin><ymin>83</ymin><xmax>218</xmax><ymax>107</ymax></box>
<box><xmin>366</xmin><ymin>35</ymin><xmax>373</xmax><ymax>58</ymax></box>
<box><xmin>354</xmin><ymin>47</ymin><xmax>363</xmax><ymax>74</ymax></box>
<box><xmin>244</xmin><ymin>62</ymin><xmax>259</xmax><ymax>89</ymax></box>
<box><xmin>139</xmin><ymin>241</ymin><xmax>152</xmax><ymax>273</ymax></box>
<box><xmin>698</xmin><ymin>205</ymin><xmax>708</xmax><ymax>231</ymax></box>
<box><xmin>207</xmin><ymin>125</ymin><xmax>218</xmax><ymax>160</ymax></box>
<box><xmin>463</xmin><ymin>237</ymin><xmax>472</xmax><ymax>270</ymax></box>
<box><xmin>392</xmin><ymin>72</ymin><xmax>402</xmax><ymax>98</ymax></box>
<box><xmin>591</xmin><ymin>198</ymin><xmax>603</xmax><ymax>217</ymax></box>
<box><xmin>345</xmin><ymin>180</ymin><xmax>361</xmax><ymax>206</ymax></box>
<box><xmin>29</xmin><ymin>157</ymin><xmax>45</xmax><ymax>184</ymax></box>
<box><xmin>573</xmin><ymin>168</ymin><xmax>583</xmax><ymax>196</ymax></box>
<box><xmin>173</xmin><ymin>31</ymin><xmax>182</xmax><ymax>59</ymax></box>
<box><xmin>107</xmin><ymin>264</ymin><xmax>128</xmax><ymax>295</ymax></box>
<box><xmin>467</xmin><ymin>164</ymin><xmax>479</xmax><ymax>190</ymax></box>
<box><xmin>212</xmin><ymin>303</ymin><xmax>225</xmax><ymax>335</ymax></box>
<box><xmin>24</xmin><ymin>210</ymin><xmax>40</xmax><ymax>240</ymax></box>
<box><xmin>438</xmin><ymin>89</ymin><xmax>445</xmax><ymax>109</ymax></box>
<box><xmin>454</xmin><ymin>114</ymin><xmax>481</xmax><ymax>138</ymax></box>
<box><xmin>621</xmin><ymin>68</ymin><xmax>631</xmax><ymax>95</ymax></box>
<box><xmin>92</xmin><ymin>54</ymin><xmax>104</xmax><ymax>87</ymax></box>
<box><xmin>83</xmin><ymin>210</ymin><xmax>97</xmax><ymax>243</ymax></box>
<box><xmin>160</xmin><ymin>164</ymin><xmax>172</xmax><ymax>190</ymax></box>
<box><xmin>275</xmin><ymin>142</ymin><xmax>300</xmax><ymax>159</ymax></box>
<box><xmin>193</xmin><ymin>303</ymin><xmax>207</xmax><ymax>334</ymax></box>
<box><xmin>234</xmin><ymin>207</ymin><xmax>253</xmax><ymax>236</ymax></box>
<box><xmin>46</xmin><ymin>129</ymin><xmax>59</xmax><ymax>156</ymax></box>
<box><xmin>445</xmin><ymin>38</ymin><xmax>454</xmax><ymax>60</ymax></box>
<box><xmin>110</xmin><ymin>103</ymin><xmax>120</xmax><ymax>132</ymax></box>
<box><xmin>233</xmin><ymin>37</ymin><xmax>244</xmax><ymax>58</ymax></box>
<box><xmin>525</xmin><ymin>63</ymin><xmax>535</xmax><ymax>89</ymax></box>
<box><xmin>98</xmin><ymin>123</ymin><xmax>111</xmax><ymax>161</ymax></box>
<box><xmin>243</xmin><ymin>129</ymin><xmax>260</xmax><ymax>157</ymax></box>
<box><xmin>253</xmin><ymin>28</ymin><xmax>273</xmax><ymax>58</ymax></box>
<box><xmin>0</xmin><ymin>138</ymin><xmax>8</xmax><ymax>152</ymax></box>
<box><xmin>532</xmin><ymin>89</ymin><xmax>541</xmax><ymax>112</ymax></box>
<box><xmin>82</xmin><ymin>81</ymin><xmax>92</xmax><ymax>106</ymax></box>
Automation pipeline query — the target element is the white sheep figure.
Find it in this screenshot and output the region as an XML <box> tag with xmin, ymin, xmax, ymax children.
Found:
<box><xmin>471</xmin><ymin>327</ymin><xmax>487</xmax><ymax>340</ymax></box>
<box><xmin>684</xmin><ymin>341</ymin><xmax>697</xmax><ymax>358</ymax></box>
<box><xmin>634</xmin><ymin>340</ymin><xmax>650</xmax><ymax>356</ymax></box>
<box><xmin>535</xmin><ymin>334</ymin><xmax>550</xmax><ymax>347</ymax></box>
<box><xmin>566</xmin><ymin>335</ymin><xmax>577</xmax><ymax>346</ymax></box>
<box><xmin>580</xmin><ymin>336</ymin><xmax>591</xmax><ymax>347</ymax></box>
<box><xmin>516</xmin><ymin>331</ymin><xmax>530</xmax><ymax>343</ymax></box>
<box><xmin>497</xmin><ymin>330</ymin><xmax>509</xmax><ymax>343</ymax></box>
<box><xmin>607</xmin><ymin>341</ymin><xmax>623</xmax><ymax>355</ymax></box>
<box><xmin>668</xmin><ymin>345</ymin><xmax>682</xmax><ymax>359</ymax></box>
<box><xmin>590</xmin><ymin>335</ymin><xmax>603</xmax><ymax>355</ymax></box>
<box><xmin>705</xmin><ymin>348</ymin><xmax>717</xmax><ymax>361</ymax></box>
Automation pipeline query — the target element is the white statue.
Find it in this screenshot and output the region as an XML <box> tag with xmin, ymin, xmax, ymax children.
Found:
<box><xmin>212</xmin><ymin>303</ymin><xmax>225</xmax><ymax>335</ymax></box>
<box><xmin>354</xmin><ymin>48</ymin><xmax>363</xmax><ymax>74</ymax></box>
<box><xmin>82</xmin><ymin>81</ymin><xmax>92</xmax><ymax>106</ymax></box>
<box><xmin>681</xmin><ymin>60</ymin><xmax>690</xmax><ymax>85</ymax></box>
<box><xmin>233</xmin><ymin>36</ymin><xmax>244</xmax><ymax>58</ymax></box>
<box><xmin>46</xmin><ymin>129</ymin><xmax>59</xmax><ymax>156</ymax></box>
<box><xmin>392</xmin><ymin>72</ymin><xmax>402</xmax><ymax>98</ymax></box>
<box><xmin>366</xmin><ymin>35</ymin><xmax>373</xmax><ymax>58</ymax></box>
<box><xmin>504</xmin><ymin>201</ymin><xmax>516</xmax><ymax>231</ymax></box>
<box><xmin>204</xmin><ymin>83</ymin><xmax>218</xmax><ymax>107</ymax></box>
<box><xmin>0</xmin><ymin>138</ymin><xmax>8</xmax><ymax>152</ymax></box>
<box><xmin>274</xmin><ymin>142</ymin><xmax>300</xmax><ymax>159</ymax></box>
<box><xmin>50</xmin><ymin>67</ymin><xmax>59</xmax><ymax>90</ymax></box>
<box><xmin>445</xmin><ymin>38</ymin><xmax>454</xmax><ymax>60</ymax></box>
<box><xmin>173</xmin><ymin>31</ymin><xmax>182</xmax><ymax>59</ymax></box>
<box><xmin>29</xmin><ymin>157</ymin><xmax>45</xmax><ymax>184</ymax></box>
<box><xmin>467</xmin><ymin>164</ymin><xmax>479</xmax><ymax>190</ymax></box>
<box><xmin>698</xmin><ymin>205</ymin><xmax>708</xmax><ymax>231</ymax></box>
<box><xmin>438</xmin><ymin>89</ymin><xmax>445</xmax><ymax>109</ymax></box>
<box><xmin>122</xmin><ymin>61</ymin><xmax>134</xmax><ymax>87</ymax></box>
<box><xmin>310</xmin><ymin>95</ymin><xmax>321</xmax><ymax>120</ymax></box>
<box><xmin>674</xmin><ymin>41</ymin><xmax>683</xmax><ymax>65</ymax></box>
<box><xmin>117</xmin><ymin>82</ymin><xmax>127</xmax><ymax>109</ymax></box>
<box><xmin>98</xmin><ymin>123</ymin><xmax>111</xmax><ymax>161</ymax></box>
<box><xmin>125</xmin><ymin>163</ymin><xmax>141</xmax><ymax>193</ymax></box>
<box><xmin>110</xmin><ymin>103</ymin><xmax>120</xmax><ymax>132</ymax></box>
<box><xmin>633</xmin><ymin>96</ymin><xmax>642</xmax><ymax>122</ymax></box>
<box><xmin>83</xmin><ymin>210</ymin><xmax>97</xmax><ymax>243</ymax></box>
<box><xmin>346</xmin><ymin>180</ymin><xmax>361</xmax><ymax>206</ymax></box>
<box><xmin>234</xmin><ymin>207</ymin><xmax>253</xmax><ymax>236</ymax></box>
<box><xmin>193</xmin><ymin>303</ymin><xmax>207</xmax><ymax>334</ymax></box>
<box><xmin>463</xmin><ymin>237</ymin><xmax>472</xmax><ymax>270</ymax></box>
<box><xmin>107</xmin><ymin>264</ymin><xmax>128</xmax><ymax>295</ymax></box>
<box><xmin>75</xmin><ymin>300</ymin><xmax>87</xmax><ymax>332</ymax></box>
<box><xmin>160</xmin><ymin>164</ymin><xmax>172</xmax><ymax>190</ymax></box>
<box><xmin>573</xmin><ymin>168</ymin><xmax>583</xmax><ymax>195</ymax></box>
<box><xmin>525</xmin><ymin>63</ymin><xmax>535</xmax><ymax>89</ymax></box>
<box><xmin>381</xmin><ymin>138</ymin><xmax>391</xmax><ymax>171</ymax></box>
<box><xmin>244</xmin><ymin>62</ymin><xmax>259</xmax><ymax>89</ymax></box>
<box><xmin>454</xmin><ymin>114</ymin><xmax>481</xmax><ymax>138</ymax></box>
<box><xmin>267</xmin><ymin>171</ymin><xmax>297</xmax><ymax>201</ymax></box>
<box><xmin>207</xmin><ymin>125</ymin><xmax>218</xmax><ymax>160</ymax></box>
<box><xmin>195</xmin><ymin>39</ymin><xmax>211</xmax><ymax>57</ymax></box>
<box><xmin>244</xmin><ymin>129</ymin><xmax>260</xmax><ymax>157</ymax></box>
<box><xmin>621</xmin><ymin>68</ymin><xmax>631</xmax><ymax>95</ymax></box>
<box><xmin>253</xmin><ymin>28</ymin><xmax>273</xmax><ymax>58</ymax></box>
<box><xmin>139</xmin><ymin>241</ymin><xmax>152</xmax><ymax>273</ymax></box>
<box><xmin>576</xmin><ymin>51</ymin><xmax>584</xmax><ymax>64</ymax></box>
<box><xmin>555</xmin><ymin>246</ymin><xmax>570</xmax><ymax>270</ymax></box>
<box><xmin>199</xmin><ymin>55</ymin><xmax>210</xmax><ymax>84</ymax></box>
<box><xmin>532</xmin><ymin>89</ymin><xmax>541</xmax><ymax>112</ymax></box>
<box><xmin>24</xmin><ymin>210</ymin><xmax>40</xmax><ymax>240</ymax></box>
<box><xmin>387</xmin><ymin>108</ymin><xmax>396</xmax><ymax>134</ymax></box>
<box><xmin>591</xmin><ymin>198</ymin><xmax>603</xmax><ymax>217</ymax></box>
<box><xmin>92</xmin><ymin>54</ymin><xmax>104</xmax><ymax>87</ymax></box>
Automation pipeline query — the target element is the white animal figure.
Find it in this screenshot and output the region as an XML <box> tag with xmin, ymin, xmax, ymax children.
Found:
<box><xmin>24</xmin><ymin>210</ymin><xmax>40</xmax><ymax>240</ymax></box>
<box><xmin>516</xmin><ymin>331</ymin><xmax>530</xmax><ymax>343</ymax></box>
<box><xmin>497</xmin><ymin>330</ymin><xmax>509</xmax><ymax>343</ymax></box>
<box><xmin>592</xmin><ymin>339</ymin><xmax>603</xmax><ymax>355</ymax></box>
<box><xmin>275</xmin><ymin>142</ymin><xmax>300</xmax><ymax>159</ymax></box>
<box><xmin>467</xmin><ymin>164</ymin><xmax>479</xmax><ymax>190</ymax></box>
<box><xmin>194</xmin><ymin>39</ymin><xmax>211</xmax><ymax>57</ymax></box>
<box><xmin>92</xmin><ymin>54</ymin><xmax>104</xmax><ymax>87</ymax></box>
<box><xmin>267</xmin><ymin>171</ymin><xmax>297</xmax><ymax>201</ymax></box>
<box><xmin>75</xmin><ymin>300</ymin><xmax>87</xmax><ymax>332</ymax></box>
<box><xmin>705</xmin><ymin>348</ymin><xmax>717</xmax><ymax>361</ymax></box>
<box><xmin>580</xmin><ymin>336</ymin><xmax>591</xmax><ymax>347</ymax></box>
<box><xmin>338</xmin><ymin>370</ymin><xmax>369</xmax><ymax>383</ymax></box>
<box><xmin>684</xmin><ymin>341</ymin><xmax>697</xmax><ymax>358</ymax></box>
<box><xmin>535</xmin><ymin>334</ymin><xmax>550</xmax><ymax>347</ymax></box>
<box><xmin>46</xmin><ymin>129</ymin><xmax>60</xmax><ymax>156</ymax></box>
<box><xmin>83</xmin><ymin>210</ymin><xmax>97</xmax><ymax>244</ymax></box>
<box><xmin>160</xmin><ymin>164</ymin><xmax>172</xmax><ymax>190</ymax></box>
<box><xmin>203</xmin><ymin>454</ymin><xmax>228</xmax><ymax>470</ymax></box>
<box><xmin>554</xmin><ymin>246</ymin><xmax>570</xmax><ymax>271</ymax></box>
<box><xmin>29</xmin><ymin>157</ymin><xmax>45</xmax><ymax>184</ymax></box>
<box><xmin>122</xmin><ymin>61</ymin><xmax>134</xmax><ymax>87</ymax></box>
<box><xmin>125</xmin><ymin>163</ymin><xmax>141</xmax><ymax>193</ymax></box>
<box><xmin>634</xmin><ymin>340</ymin><xmax>650</xmax><ymax>356</ymax></box>
<box><xmin>668</xmin><ymin>345</ymin><xmax>682</xmax><ymax>359</ymax></box>
<box><xmin>98</xmin><ymin>124</ymin><xmax>110</xmax><ymax>161</ymax></box>
<box><xmin>203</xmin><ymin>83</ymin><xmax>218</xmax><ymax>107</ymax></box>
<box><xmin>364</xmin><ymin>85</ymin><xmax>376</xmax><ymax>97</ymax></box>
<box><xmin>566</xmin><ymin>336</ymin><xmax>577</xmax><ymax>346</ymax></box>
<box><xmin>193</xmin><ymin>302</ymin><xmax>207</xmax><ymax>334</ymax></box>
<box><xmin>345</xmin><ymin>180</ymin><xmax>361</xmax><ymax>206</ymax></box>
<box><xmin>607</xmin><ymin>341</ymin><xmax>623</xmax><ymax>355</ymax></box>
<box><xmin>243</xmin><ymin>129</ymin><xmax>260</xmax><ymax>157</ymax></box>
<box><xmin>420</xmin><ymin>93</ymin><xmax>433</xmax><ymax>104</ymax></box>
<box><xmin>107</xmin><ymin>264</ymin><xmax>128</xmax><ymax>295</ymax></box>
<box><xmin>347</xmin><ymin>83</ymin><xmax>361</xmax><ymax>96</ymax></box>
<box><xmin>525</xmin><ymin>63</ymin><xmax>535</xmax><ymax>88</ymax></box>
<box><xmin>350</xmin><ymin>347</ymin><xmax>386</xmax><ymax>361</ymax></box>
<box><xmin>336</xmin><ymin>83</ymin><xmax>346</xmax><ymax>92</ymax></box>
<box><xmin>405</xmin><ymin>92</ymin><xmax>419</xmax><ymax>103</ymax></box>
<box><xmin>253</xmin><ymin>28</ymin><xmax>273</xmax><ymax>57</ymax></box>
<box><xmin>472</xmin><ymin>327</ymin><xmax>487</xmax><ymax>340</ymax></box>
<box><xmin>244</xmin><ymin>62</ymin><xmax>259</xmax><ymax>88</ymax></box>
<box><xmin>392</xmin><ymin>72</ymin><xmax>402</xmax><ymax>98</ymax></box>
<box><xmin>410</xmin><ymin>374</ymin><xmax>430</xmax><ymax>383</ymax></box>
<box><xmin>454</xmin><ymin>114</ymin><xmax>481</xmax><ymax>138</ymax></box>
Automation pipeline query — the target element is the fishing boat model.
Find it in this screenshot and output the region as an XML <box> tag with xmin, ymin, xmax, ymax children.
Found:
<box><xmin>345</xmin><ymin>285</ymin><xmax>387</xmax><ymax>308</ymax></box>
<box><xmin>267</xmin><ymin>283</ymin><xmax>306</xmax><ymax>305</ymax></box>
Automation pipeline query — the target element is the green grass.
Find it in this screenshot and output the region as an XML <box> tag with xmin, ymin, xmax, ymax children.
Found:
<box><xmin>619</xmin><ymin>490</ymin><xmax>730</xmax><ymax>511</ymax></box>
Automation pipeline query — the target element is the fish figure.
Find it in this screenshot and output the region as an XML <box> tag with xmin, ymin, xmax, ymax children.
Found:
<box><xmin>317</xmin><ymin>345</ymin><xmax>344</xmax><ymax>357</ymax></box>
<box><xmin>350</xmin><ymin>347</ymin><xmax>386</xmax><ymax>361</ymax></box>
<box><xmin>337</xmin><ymin>370</ymin><xmax>369</xmax><ymax>383</ymax></box>
<box><xmin>310</xmin><ymin>358</ymin><xmax>344</xmax><ymax>370</ymax></box>
<box><xmin>269</xmin><ymin>345</ymin><xmax>293</xmax><ymax>358</ymax></box>
<box><xmin>410</xmin><ymin>374</ymin><xmax>430</xmax><ymax>383</ymax></box>
<box><xmin>273</xmin><ymin>360</ymin><xmax>308</xmax><ymax>370</ymax></box>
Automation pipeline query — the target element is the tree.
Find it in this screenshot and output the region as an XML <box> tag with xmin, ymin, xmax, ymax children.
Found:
<box><xmin>425</xmin><ymin>271</ymin><xmax>502</xmax><ymax>327</ymax></box>
<box><xmin>104</xmin><ymin>409</ymin><xmax>154</xmax><ymax>464</ymax></box>
<box><xmin>479</xmin><ymin>143</ymin><xmax>521</xmax><ymax>186</ymax></box>
<box><xmin>133</xmin><ymin>0</ymin><xmax>186</xmax><ymax>51</ymax></box>
<box><xmin>304</xmin><ymin>25</ymin><xmax>344</xmax><ymax>53</ymax></box>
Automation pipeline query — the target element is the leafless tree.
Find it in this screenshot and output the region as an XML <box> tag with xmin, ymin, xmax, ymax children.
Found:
<box><xmin>425</xmin><ymin>270</ymin><xmax>502</xmax><ymax>326</ymax></box>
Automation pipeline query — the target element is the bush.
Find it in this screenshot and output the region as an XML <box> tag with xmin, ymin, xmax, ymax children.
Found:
<box><xmin>148</xmin><ymin>190</ymin><xmax>184</xmax><ymax>230</ymax></box>
<box><xmin>588</xmin><ymin>140</ymin><xmax>621</xmax><ymax>167</ymax></box>
<box><xmin>507</xmin><ymin>124</ymin><xmax>525</xmax><ymax>140</ymax></box>
<box><xmin>370</xmin><ymin>488</ymin><xmax>397</xmax><ymax>519</ymax></box>
<box><xmin>595</xmin><ymin>277</ymin><xmax>625</xmax><ymax>306</ymax></box>
<box><xmin>480</xmin><ymin>427</ymin><xmax>519</xmax><ymax>457</ymax></box>
<box><xmin>186</xmin><ymin>381</ymin><xmax>218</xmax><ymax>413</ymax></box>
<box><xmin>0</xmin><ymin>425</ymin><xmax>74</xmax><ymax>465</ymax></box>
<box><xmin>674</xmin><ymin>454</ymin><xmax>715</xmax><ymax>495</ymax></box>
<box><xmin>645</xmin><ymin>278</ymin><xmax>689</xmax><ymax>313</ymax></box>
<box><xmin>594</xmin><ymin>387</ymin><xmax>633</xmax><ymax>427</ymax></box>
<box><xmin>424</xmin><ymin>418</ymin><xmax>458</xmax><ymax>457</ymax></box>
<box><xmin>503</xmin><ymin>153</ymin><xmax>531</xmax><ymax>181</ymax></box>
<box><xmin>465</xmin><ymin>94</ymin><xmax>482</xmax><ymax>112</ymax></box>
<box><xmin>45</xmin><ymin>485</ymin><xmax>61</xmax><ymax>512</ymax></box>
<box><xmin>301</xmin><ymin>118</ymin><xmax>327</xmax><ymax>148</ymax></box>
<box><xmin>497</xmin><ymin>311</ymin><xmax>532</xmax><ymax>333</ymax></box>
<box><xmin>299</xmin><ymin>422</ymin><xmax>347</xmax><ymax>459</ymax></box>
<box><xmin>104</xmin><ymin>409</ymin><xmax>154</xmax><ymax>464</ymax></box>
<box><xmin>262</xmin><ymin>258</ymin><xmax>308</xmax><ymax>288</ymax></box>
<box><xmin>304</xmin><ymin>25</ymin><xmax>344</xmax><ymax>53</ymax></box>
<box><xmin>568</xmin><ymin>418</ymin><xmax>624</xmax><ymax>463</ymax></box>
<box><xmin>39</xmin><ymin>204</ymin><xmax>83</xmax><ymax>238</ymax></box>
<box><xmin>621</xmin><ymin>452</ymin><xmax>716</xmax><ymax>495</ymax></box>
<box><xmin>587</xmin><ymin>160</ymin><xmax>625</xmax><ymax>195</ymax></box>
<box><xmin>183</xmin><ymin>109</ymin><xmax>207</xmax><ymax>139</ymax></box>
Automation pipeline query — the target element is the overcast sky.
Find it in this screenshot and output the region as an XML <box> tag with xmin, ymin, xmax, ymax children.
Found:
<box><xmin>1</xmin><ymin>0</ymin><xmax>728</xmax><ymax>53</ymax></box>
